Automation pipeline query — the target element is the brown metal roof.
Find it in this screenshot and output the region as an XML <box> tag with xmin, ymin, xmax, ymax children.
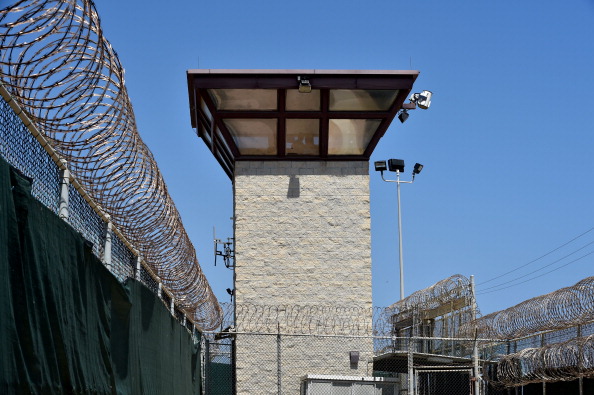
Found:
<box><xmin>187</xmin><ymin>69</ymin><xmax>420</xmax><ymax>179</ymax></box>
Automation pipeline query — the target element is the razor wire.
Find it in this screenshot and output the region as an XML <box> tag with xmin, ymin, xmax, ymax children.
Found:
<box><xmin>216</xmin><ymin>299</ymin><xmax>469</xmax><ymax>338</ymax></box>
<box><xmin>218</xmin><ymin>302</ymin><xmax>378</xmax><ymax>336</ymax></box>
<box><xmin>386</xmin><ymin>274</ymin><xmax>475</xmax><ymax>335</ymax></box>
<box><xmin>213</xmin><ymin>276</ymin><xmax>476</xmax><ymax>337</ymax></box>
<box><xmin>388</xmin><ymin>274</ymin><xmax>473</xmax><ymax>317</ymax></box>
<box><xmin>0</xmin><ymin>0</ymin><xmax>222</xmax><ymax>330</ymax></box>
<box><xmin>492</xmin><ymin>334</ymin><xmax>594</xmax><ymax>386</ymax></box>
<box><xmin>469</xmin><ymin>276</ymin><xmax>594</xmax><ymax>340</ymax></box>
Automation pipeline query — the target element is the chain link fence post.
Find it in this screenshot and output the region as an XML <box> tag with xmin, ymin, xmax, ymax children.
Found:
<box><xmin>58</xmin><ymin>159</ymin><xmax>69</xmax><ymax>220</ymax></box>
<box><xmin>408</xmin><ymin>335</ymin><xmax>414</xmax><ymax>395</ymax></box>
<box><xmin>277</xmin><ymin>324</ymin><xmax>282</xmax><ymax>395</ymax></box>
<box><xmin>135</xmin><ymin>254</ymin><xmax>142</xmax><ymax>281</ymax></box>
<box><xmin>103</xmin><ymin>218</ymin><xmax>113</xmax><ymax>270</ymax></box>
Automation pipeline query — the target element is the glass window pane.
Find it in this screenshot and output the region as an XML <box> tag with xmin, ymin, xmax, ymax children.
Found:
<box><xmin>200</xmin><ymin>98</ymin><xmax>213</xmax><ymax>121</ymax></box>
<box><xmin>223</xmin><ymin>118</ymin><xmax>277</xmax><ymax>155</ymax></box>
<box><xmin>216</xmin><ymin>126</ymin><xmax>232</xmax><ymax>155</ymax></box>
<box><xmin>209</xmin><ymin>89</ymin><xmax>277</xmax><ymax>110</ymax></box>
<box><xmin>286</xmin><ymin>89</ymin><xmax>321</xmax><ymax>111</ymax></box>
<box><xmin>328</xmin><ymin>119</ymin><xmax>381</xmax><ymax>155</ymax></box>
<box><xmin>286</xmin><ymin>119</ymin><xmax>319</xmax><ymax>155</ymax></box>
<box><xmin>329</xmin><ymin>89</ymin><xmax>399</xmax><ymax>111</ymax></box>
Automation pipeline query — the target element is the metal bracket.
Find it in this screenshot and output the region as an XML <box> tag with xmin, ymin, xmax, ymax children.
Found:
<box><xmin>214</xmin><ymin>227</ymin><xmax>235</xmax><ymax>269</ymax></box>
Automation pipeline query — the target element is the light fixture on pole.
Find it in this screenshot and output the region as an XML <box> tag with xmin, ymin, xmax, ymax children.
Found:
<box><xmin>374</xmin><ymin>159</ymin><xmax>424</xmax><ymax>300</ymax></box>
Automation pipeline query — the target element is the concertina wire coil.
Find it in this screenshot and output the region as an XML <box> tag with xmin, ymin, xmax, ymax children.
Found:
<box><xmin>471</xmin><ymin>276</ymin><xmax>594</xmax><ymax>340</ymax></box>
<box><xmin>492</xmin><ymin>334</ymin><xmax>594</xmax><ymax>386</ymax></box>
<box><xmin>0</xmin><ymin>0</ymin><xmax>222</xmax><ymax>330</ymax></box>
<box><xmin>387</xmin><ymin>274</ymin><xmax>475</xmax><ymax>326</ymax></box>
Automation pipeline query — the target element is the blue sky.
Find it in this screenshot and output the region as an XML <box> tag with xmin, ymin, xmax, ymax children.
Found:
<box><xmin>98</xmin><ymin>0</ymin><xmax>594</xmax><ymax>315</ymax></box>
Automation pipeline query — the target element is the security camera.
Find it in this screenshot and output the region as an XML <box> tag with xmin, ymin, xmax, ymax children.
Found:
<box><xmin>410</xmin><ymin>90</ymin><xmax>432</xmax><ymax>109</ymax></box>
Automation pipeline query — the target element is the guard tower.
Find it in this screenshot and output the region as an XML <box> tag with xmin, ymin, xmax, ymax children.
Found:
<box><xmin>187</xmin><ymin>70</ymin><xmax>420</xmax><ymax>394</ymax></box>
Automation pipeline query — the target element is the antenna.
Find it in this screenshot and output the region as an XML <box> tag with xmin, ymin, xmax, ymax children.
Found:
<box><xmin>214</xmin><ymin>226</ymin><xmax>235</xmax><ymax>269</ymax></box>
<box><xmin>213</xmin><ymin>226</ymin><xmax>220</xmax><ymax>265</ymax></box>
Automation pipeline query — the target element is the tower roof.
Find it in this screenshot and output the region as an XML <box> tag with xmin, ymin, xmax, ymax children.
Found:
<box><xmin>187</xmin><ymin>69</ymin><xmax>419</xmax><ymax>178</ymax></box>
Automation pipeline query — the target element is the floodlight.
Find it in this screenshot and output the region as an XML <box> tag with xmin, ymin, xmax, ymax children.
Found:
<box><xmin>388</xmin><ymin>159</ymin><xmax>405</xmax><ymax>172</ymax></box>
<box><xmin>398</xmin><ymin>110</ymin><xmax>409</xmax><ymax>123</ymax></box>
<box><xmin>297</xmin><ymin>76</ymin><xmax>312</xmax><ymax>93</ymax></box>
<box><xmin>374</xmin><ymin>157</ymin><xmax>423</xmax><ymax>301</ymax></box>
<box><xmin>374</xmin><ymin>160</ymin><xmax>387</xmax><ymax>172</ymax></box>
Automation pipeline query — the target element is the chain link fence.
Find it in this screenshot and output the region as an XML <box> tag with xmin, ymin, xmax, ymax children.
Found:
<box><xmin>201</xmin><ymin>329</ymin><xmax>594</xmax><ymax>394</ymax></box>
<box><xmin>0</xmin><ymin>83</ymin><xmax>199</xmax><ymax>334</ymax></box>
<box><xmin>204</xmin><ymin>338</ymin><xmax>234</xmax><ymax>395</ymax></box>
<box><xmin>201</xmin><ymin>332</ymin><xmax>506</xmax><ymax>395</ymax></box>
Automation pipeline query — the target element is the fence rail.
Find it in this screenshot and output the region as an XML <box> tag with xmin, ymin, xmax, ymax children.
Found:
<box><xmin>0</xmin><ymin>82</ymin><xmax>201</xmax><ymax>333</ymax></box>
<box><xmin>212</xmin><ymin>301</ymin><xmax>594</xmax><ymax>391</ymax></box>
<box><xmin>202</xmin><ymin>332</ymin><xmax>504</xmax><ymax>395</ymax></box>
<box><xmin>0</xmin><ymin>0</ymin><xmax>221</xmax><ymax>330</ymax></box>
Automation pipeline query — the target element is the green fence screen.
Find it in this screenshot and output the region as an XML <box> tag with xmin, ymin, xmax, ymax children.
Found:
<box><xmin>0</xmin><ymin>157</ymin><xmax>201</xmax><ymax>394</ymax></box>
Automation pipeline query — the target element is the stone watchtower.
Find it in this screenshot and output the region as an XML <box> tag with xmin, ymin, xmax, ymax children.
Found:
<box><xmin>187</xmin><ymin>70</ymin><xmax>419</xmax><ymax>394</ymax></box>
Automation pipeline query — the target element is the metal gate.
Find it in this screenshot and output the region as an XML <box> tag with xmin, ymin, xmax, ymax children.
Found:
<box><xmin>415</xmin><ymin>368</ymin><xmax>473</xmax><ymax>395</ymax></box>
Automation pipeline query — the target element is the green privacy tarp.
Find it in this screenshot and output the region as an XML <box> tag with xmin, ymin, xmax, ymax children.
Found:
<box><xmin>112</xmin><ymin>280</ymin><xmax>202</xmax><ymax>394</ymax></box>
<box><xmin>0</xmin><ymin>157</ymin><xmax>201</xmax><ymax>394</ymax></box>
<box><xmin>208</xmin><ymin>363</ymin><xmax>233</xmax><ymax>395</ymax></box>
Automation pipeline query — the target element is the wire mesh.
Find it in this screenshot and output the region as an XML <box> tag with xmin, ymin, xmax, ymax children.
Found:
<box><xmin>416</xmin><ymin>368</ymin><xmax>472</xmax><ymax>395</ymax></box>
<box><xmin>0</xmin><ymin>96</ymin><xmax>60</xmax><ymax>213</ymax></box>
<box><xmin>493</xmin><ymin>334</ymin><xmax>594</xmax><ymax>386</ymax></box>
<box><xmin>204</xmin><ymin>339</ymin><xmax>233</xmax><ymax>395</ymax></box>
<box><xmin>470</xmin><ymin>276</ymin><xmax>594</xmax><ymax>340</ymax></box>
<box><xmin>388</xmin><ymin>274</ymin><xmax>474</xmax><ymax>319</ymax></box>
<box><xmin>67</xmin><ymin>182</ymin><xmax>105</xmax><ymax>258</ymax></box>
<box><xmin>203</xmin><ymin>332</ymin><xmax>488</xmax><ymax>395</ymax></box>
<box><xmin>0</xmin><ymin>0</ymin><xmax>221</xmax><ymax>330</ymax></box>
<box><xmin>386</xmin><ymin>274</ymin><xmax>476</xmax><ymax>343</ymax></box>
<box><xmin>139</xmin><ymin>265</ymin><xmax>159</xmax><ymax>295</ymax></box>
<box><xmin>110</xmin><ymin>229</ymin><xmax>135</xmax><ymax>282</ymax></box>
<box><xmin>162</xmin><ymin>292</ymin><xmax>172</xmax><ymax>311</ymax></box>
<box><xmin>174</xmin><ymin>306</ymin><xmax>185</xmax><ymax>323</ymax></box>
<box><xmin>471</xmin><ymin>277</ymin><xmax>594</xmax><ymax>388</ymax></box>
<box><xmin>1</xmin><ymin>95</ymin><xmax>201</xmax><ymax>329</ymax></box>
<box><xmin>185</xmin><ymin>317</ymin><xmax>194</xmax><ymax>333</ymax></box>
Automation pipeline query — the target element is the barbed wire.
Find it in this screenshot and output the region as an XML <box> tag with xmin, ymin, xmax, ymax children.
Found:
<box><xmin>214</xmin><ymin>275</ymin><xmax>476</xmax><ymax>336</ymax></box>
<box><xmin>215</xmin><ymin>289</ymin><xmax>473</xmax><ymax>337</ymax></box>
<box><xmin>387</xmin><ymin>274</ymin><xmax>475</xmax><ymax>327</ymax></box>
<box><xmin>469</xmin><ymin>276</ymin><xmax>594</xmax><ymax>340</ymax></box>
<box><xmin>492</xmin><ymin>334</ymin><xmax>594</xmax><ymax>386</ymax></box>
<box><xmin>217</xmin><ymin>302</ymin><xmax>386</xmax><ymax>336</ymax></box>
<box><xmin>0</xmin><ymin>0</ymin><xmax>222</xmax><ymax>330</ymax></box>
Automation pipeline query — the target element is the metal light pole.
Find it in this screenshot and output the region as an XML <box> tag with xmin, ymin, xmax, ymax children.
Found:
<box><xmin>375</xmin><ymin>160</ymin><xmax>423</xmax><ymax>300</ymax></box>
<box><xmin>395</xmin><ymin>170</ymin><xmax>405</xmax><ymax>300</ymax></box>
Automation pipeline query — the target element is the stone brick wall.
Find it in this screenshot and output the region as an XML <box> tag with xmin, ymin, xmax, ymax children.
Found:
<box><xmin>233</xmin><ymin>160</ymin><xmax>374</xmax><ymax>394</ymax></box>
<box><xmin>233</xmin><ymin>160</ymin><xmax>372</xmax><ymax>310</ymax></box>
<box><xmin>235</xmin><ymin>334</ymin><xmax>375</xmax><ymax>395</ymax></box>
